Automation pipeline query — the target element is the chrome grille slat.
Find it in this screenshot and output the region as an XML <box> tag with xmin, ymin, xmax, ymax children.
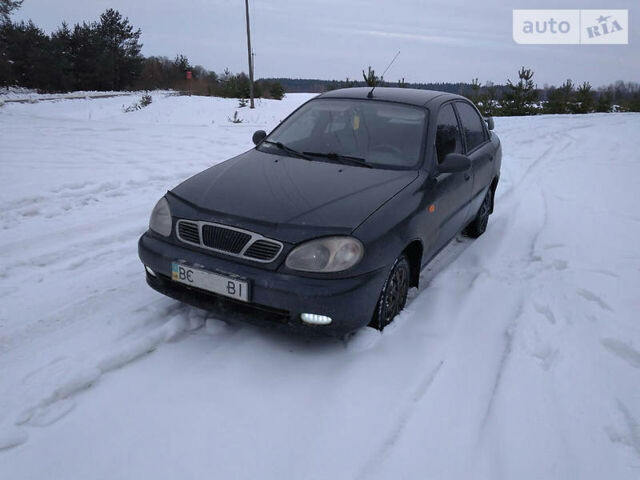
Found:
<box><xmin>175</xmin><ymin>219</ymin><xmax>283</xmax><ymax>263</ymax></box>
<box><xmin>244</xmin><ymin>240</ymin><xmax>281</xmax><ymax>261</ymax></box>
<box><xmin>202</xmin><ymin>225</ymin><xmax>251</xmax><ymax>254</ymax></box>
<box><xmin>177</xmin><ymin>221</ymin><xmax>200</xmax><ymax>243</ymax></box>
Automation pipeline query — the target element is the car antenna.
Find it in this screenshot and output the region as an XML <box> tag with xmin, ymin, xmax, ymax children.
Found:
<box><xmin>367</xmin><ymin>50</ymin><xmax>400</xmax><ymax>98</ymax></box>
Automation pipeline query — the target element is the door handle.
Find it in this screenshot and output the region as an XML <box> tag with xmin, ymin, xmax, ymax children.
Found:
<box><xmin>489</xmin><ymin>154</ymin><xmax>494</xmax><ymax>161</ymax></box>
<box><xmin>464</xmin><ymin>173</ymin><xmax>471</xmax><ymax>181</ymax></box>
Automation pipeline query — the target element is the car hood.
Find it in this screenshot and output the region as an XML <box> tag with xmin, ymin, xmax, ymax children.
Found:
<box><xmin>170</xmin><ymin>149</ymin><xmax>418</xmax><ymax>239</ymax></box>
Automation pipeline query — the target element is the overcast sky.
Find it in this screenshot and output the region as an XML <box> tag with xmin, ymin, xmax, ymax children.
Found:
<box><xmin>13</xmin><ymin>0</ymin><xmax>639</xmax><ymax>87</ymax></box>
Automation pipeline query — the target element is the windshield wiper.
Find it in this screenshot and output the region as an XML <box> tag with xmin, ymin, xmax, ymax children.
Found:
<box><xmin>261</xmin><ymin>140</ymin><xmax>311</xmax><ymax>160</ymax></box>
<box><xmin>303</xmin><ymin>151</ymin><xmax>373</xmax><ymax>169</ymax></box>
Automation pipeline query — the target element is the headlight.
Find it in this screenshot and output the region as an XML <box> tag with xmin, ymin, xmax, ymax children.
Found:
<box><xmin>149</xmin><ymin>197</ymin><xmax>172</xmax><ymax>237</ymax></box>
<box><xmin>285</xmin><ymin>236</ymin><xmax>363</xmax><ymax>273</ymax></box>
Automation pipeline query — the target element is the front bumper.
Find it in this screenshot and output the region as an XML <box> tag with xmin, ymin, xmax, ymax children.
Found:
<box><xmin>138</xmin><ymin>232</ymin><xmax>388</xmax><ymax>335</ymax></box>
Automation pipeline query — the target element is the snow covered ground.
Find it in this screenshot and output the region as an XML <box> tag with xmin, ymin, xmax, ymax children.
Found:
<box><xmin>1</xmin><ymin>92</ymin><xmax>639</xmax><ymax>479</ymax></box>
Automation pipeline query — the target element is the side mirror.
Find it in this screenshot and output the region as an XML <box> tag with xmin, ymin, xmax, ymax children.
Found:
<box><xmin>252</xmin><ymin>130</ymin><xmax>267</xmax><ymax>145</ymax></box>
<box><xmin>439</xmin><ymin>153</ymin><xmax>471</xmax><ymax>173</ymax></box>
<box><xmin>485</xmin><ymin>117</ymin><xmax>494</xmax><ymax>131</ymax></box>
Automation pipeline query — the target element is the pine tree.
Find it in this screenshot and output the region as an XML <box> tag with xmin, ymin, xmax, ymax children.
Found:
<box><xmin>478</xmin><ymin>82</ymin><xmax>498</xmax><ymax>117</ymax></box>
<box><xmin>70</xmin><ymin>22</ymin><xmax>103</xmax><ymax>90</ymax></box>
<box><xmin>269</xmin><ymin>81</ymin><xmax>285</xmax><ymax>100</ymax></box>
<box><xmin>0</xmin><ymin>21</ymin><xmax>12</xmax><ymax>86</ymax></box>
<box><xmin>362</xmin><ymin>66</ymin><xmax>382</xmax><ymax>87</ymax></box>
<box><xmin>574</xmin><ymin>82</ymin><xmax>595</xmax><ymax>113</ymax></box>
<box><xmin>2</xmin><ymin>20</ymin><xmax>53</xmax><ymax>90</ymax></box>
<box><xmin>546</xmin><ymin>79</ymin><xmax>574</xmax><ymax>114</ymax></box>
<box><xmin>343</xmin><ymin>77</ymin><xmax>356</xmax><ymax>88</ymax></box>
<box><xmin>171</xmin><ymin>54</ymin><xmax>191</xmax><ymax>92</ymax></box>
<box><xmin>469</xmin><ymin>78</ymin><xmax>481</xmax><ymax>104</ymax></box>
<box><xmin>173</xmin><ymin>54</ymin><xmax>190</xmax><ymax>73</ymax></box>
<box><xmin>595</xmin><ymin>90</ymin><xmax>613</xmax><ymax>113</ymax></box>
<box><xmin>501</xmin><ymin>66</ymin><xmax>538</xmax><ymax>116</ymax></box>
<box><xmin>627</xmin><ymin>91</ymin><xmax>640</xmax><ymax>112</ymax></box>
<box><xmin>0</xmin><ymin>0</ymin><xmax>22</xmax><ymax>25</ymax></box>
<box><xmin>49</xmin><ymin>22</ymin><xmax>74</xmax><ymax>92</ymax></box>
<box><xmin>96</xmin><ymin>9</ymin><xmax>143</xmax><ymax>90</ymax></box>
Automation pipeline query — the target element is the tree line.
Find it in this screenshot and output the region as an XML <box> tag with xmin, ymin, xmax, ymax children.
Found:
<box><xmin>1</xmin><ymin>2</ymin><xmax>638</xmax><ymax>113</ymax></box>
<box><xmin>464</xmin><ymin>68</ymin><xmax>640</xmax><ymax>116</ymax></box>
<box><xmin>1</xmin><ymin>9</ymin><xmax>144</xmax><ymax>92</ymax></box>
<box><xmin>137</xmin><ymin>55</ymin><xmax>284</xmax><ymax>99</ymax></box>
<box><xmin>268</xmin><ymin>72</ymin><xmax>640</xmax><ymax>115</ymax></box>
<box><xmin>0</xmin><ymin>7</ymin><xmax>285</xmax><ymax>99</ymax></box>
<box><xmin>318</xmin><ymin>65</ymin><xmax>640</xmax><ymax>115</ymax></box>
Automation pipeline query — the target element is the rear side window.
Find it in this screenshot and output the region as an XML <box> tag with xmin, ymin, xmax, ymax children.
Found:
<box><xmin>435</xmin><ymin>104</ymin><xmax>462</xmax><ymax>164</ymax></box>
<box><xmin>455</xmin><ymin>102</ymin><xmax>487</xmax><ymax>152</ymax></box>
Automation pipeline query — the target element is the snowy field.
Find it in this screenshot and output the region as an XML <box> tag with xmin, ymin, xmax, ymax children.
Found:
<box><xmin>1</xmin><ymin>92</ymin><xmax>639</xmax><ymax>479</ymax></box>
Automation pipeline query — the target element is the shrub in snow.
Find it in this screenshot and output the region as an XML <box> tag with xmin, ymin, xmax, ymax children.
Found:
<box><xmin>140</xmin><ymin>93</ymin><xmax>152</xmax><ymax>108</ymax></box>
<box><xmin>123</xmin><ymin>93</ymin><xmax>152</xmax><ymax>113</ymax></box>
<box><xmin>269</xmin><ymin>82</ymin><xmax>285</xmax><ymax>100</ymax></box>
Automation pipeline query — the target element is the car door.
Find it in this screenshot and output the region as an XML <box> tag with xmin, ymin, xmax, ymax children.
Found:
<box><xmin>454</xmin><ymin>101</ymin><xmax>493</xmax><ymax>219</ymax></box>
<box><xmin>430</xmin><ymin>102</ymin><xmax>473</xmax><ymax>252</ymax></box>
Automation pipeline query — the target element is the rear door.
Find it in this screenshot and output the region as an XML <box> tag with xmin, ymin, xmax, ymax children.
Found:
<box><xmin>430</xmin><ymin>102</ymin><xmax>473</xmax><ymax>252</ymax></box>
<box><xmin>454</xmin><ymin>101</ymin><xmax>493</xmax><ymax>218</ymax></box>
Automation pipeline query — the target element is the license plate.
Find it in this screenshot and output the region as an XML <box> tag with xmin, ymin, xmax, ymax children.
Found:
<box><xmin>171</xmin><ymin>263</ymin><xmax>249</xmax><ymax>302</ymax></box>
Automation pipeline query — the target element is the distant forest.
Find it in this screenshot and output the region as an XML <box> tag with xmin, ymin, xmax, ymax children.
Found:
<box><xmin>1</xmin><ymin>4</ymin><xmax>639</xmax><ymax>114</ymax></box>
<box><xmin>265</xmin><ymin>74</ymin><xmax>640</xmax><ymax>115</ymax></box>
<box><xmin>264</xmin><ymin>78</ymin><xmax>488</xmax><ymax>95</ymax></box>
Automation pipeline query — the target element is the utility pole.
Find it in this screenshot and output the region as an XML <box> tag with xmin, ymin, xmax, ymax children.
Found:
<box><xmin>244</xmin><ymin>0</ymin><xmax>255</xmax><ymax>109</ymax></box>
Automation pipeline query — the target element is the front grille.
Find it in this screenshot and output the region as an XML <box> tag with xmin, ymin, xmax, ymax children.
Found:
<box><xmin>244</xmin><ymin>239</ymin><xmax>281</xmax><ymax>261</ymax></box>
<box><xmin>202</xmin><ymin>225</ymin><xmax>251</xmax><ymax>254</ymax></box>
<box><xmin>176</xmin><ymin>219</ymin><xmax>284</xmax><ymax>263</ymax></box>
<box><xmin>177</xmin><ymin>221</ymin><xmax>200</xmax><ymax>244</ymax></box>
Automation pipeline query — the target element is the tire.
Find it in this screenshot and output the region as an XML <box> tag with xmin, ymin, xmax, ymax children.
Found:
<box><xmin>371</xmin><ymin>255</ymin><xmax>410</xmax><ymax>331</ymax></box>
<box><xmin>465</xmin><ymin>188</ymin><xmax>492</xmax><ymax>239</ymax></box>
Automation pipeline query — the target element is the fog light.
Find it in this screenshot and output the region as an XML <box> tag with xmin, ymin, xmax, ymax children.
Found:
<box><xmin>145</xmin><ymin>266</ymin><xmax>157</xmax><ymax>277</ymax></box>
<box><xmin>301</xmin><ymin>313</ymin><xmax>332</xmax><ymax>325</ymax></box>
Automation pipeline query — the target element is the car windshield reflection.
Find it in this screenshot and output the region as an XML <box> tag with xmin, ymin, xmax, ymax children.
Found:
<box><xmin>262</xmin><ymin>98</ymin><xmax>427</xmax><ymax>169</ymax></box>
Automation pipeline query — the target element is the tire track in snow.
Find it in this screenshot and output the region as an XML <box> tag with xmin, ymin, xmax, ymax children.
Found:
<box><xmin>476</xmin><ymin>302</ymin><xmax>522</xmax><ymax>441</ymax></box>
<box><xmin>0</xmin><ymin>93</ymin><xmax>317</xmax><ymax>455</ymax></box>
<box><xmin>607</xmin><ymin>400</ymin><xmax>640</xmax><ymax>460</ymax></box>
<box><xmin>475</xmin><ymin>180</ymin><xmax>550</xmax><ymax>444</ymax></box>
<box><xmin>356</xmin><ymin>128</ymin><xmax>561</xmax><ymax>477</ymax></box>
<box><xmin>497</xmin><ymin>121</ymin><xmax>577</xmax><ymax>205</ymax></box>
<box><xmin>601</xmin><ymin>338</ymin><xmax>640</xmax><ymax>369</ymax></box>
<box><xmin>349</xmin><ymin>237</ymin><xmax>477</xmax><ymax>477</ymax></box>
<box><xmin>0</xmin><ymin>305</ymin><xmax>219</xmax><ymax>451</ymax></box>
<box><xmin>355</xmin><ymin>361</ymin><xmax>444</xmax><ymax>480</ymax></box>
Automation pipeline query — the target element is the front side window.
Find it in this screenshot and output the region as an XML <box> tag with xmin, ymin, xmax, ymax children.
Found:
<box><xmin>435</xmin><ymin>103</ymin><xmax>463</xmax><ymax>164</ymax></box>
<box><xmin>455</xmin><ymin>102</ymin><xmax>487</xmax><ymax>152</ymax></box>
<box><xmin>263</xmin><ymin>99</ymin><xmax>427</xmax><ymax>169</ymax></box>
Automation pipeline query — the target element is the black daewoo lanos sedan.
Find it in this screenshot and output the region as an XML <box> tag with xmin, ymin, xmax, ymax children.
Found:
<box><xmin>139</xmin><ymin>88</ymin><xmax>502</xmax><ymax>335</ymax></box>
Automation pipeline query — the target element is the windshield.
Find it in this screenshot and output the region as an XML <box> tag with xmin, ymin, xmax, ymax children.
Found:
<box><xmin>262</xmin><ymin>98</ymin><xmax>427</xmax><ymax>169</ymax></box>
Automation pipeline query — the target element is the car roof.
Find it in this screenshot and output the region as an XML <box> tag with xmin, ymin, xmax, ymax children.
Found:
<box><xmin>317</xmin><ymin>87</ymin><xmax>465</xmax><ymax>108</ymax></box>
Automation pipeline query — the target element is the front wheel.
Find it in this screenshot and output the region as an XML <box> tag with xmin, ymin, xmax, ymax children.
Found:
<box><xmin>464</xmin><ymin>188</ymin><xmax>492</xmax><ymax>238</ymax></box>
<box><xmin>371</xmin><ymin>255</ymin><xmax>410</xmax><ymax>331</ymax></box>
